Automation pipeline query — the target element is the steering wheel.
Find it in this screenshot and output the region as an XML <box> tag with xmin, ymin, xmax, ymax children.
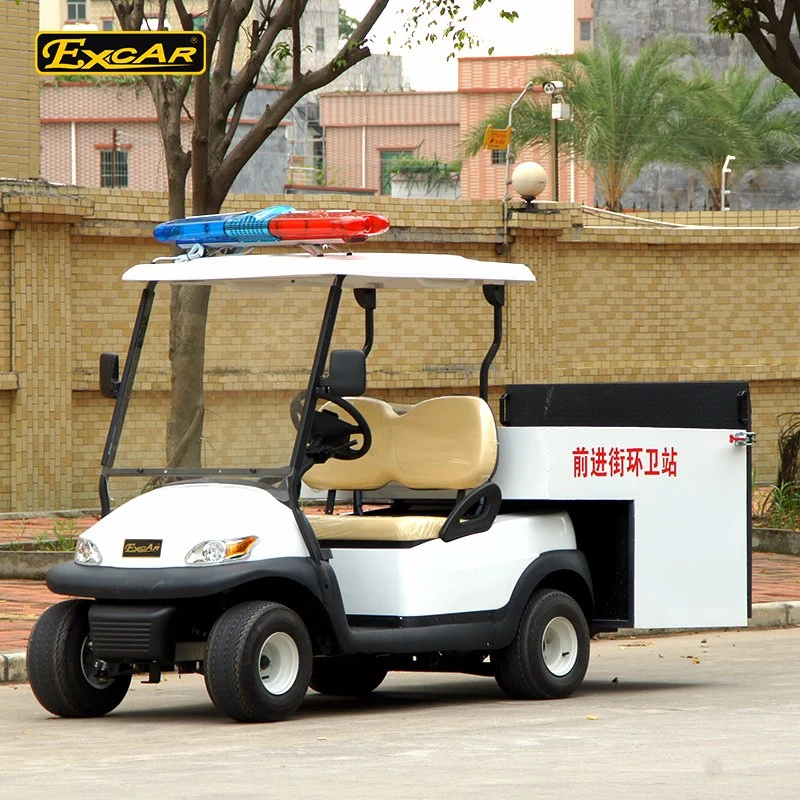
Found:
<box><xmin>290</xmin><ymin>391</ymin><xmax>372</xmax><ymax>461</ymax></box>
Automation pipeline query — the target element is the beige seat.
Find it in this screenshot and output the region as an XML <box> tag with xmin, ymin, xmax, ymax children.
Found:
<box><xmin>304</xmin><ymin>396</ymin><xmax>498</xmax><ymax>542</ymax></box>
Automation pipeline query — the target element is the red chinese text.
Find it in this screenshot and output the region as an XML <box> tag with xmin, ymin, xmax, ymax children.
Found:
<box><xmin>573</xmin><ymin>446</ymin><xmax>678</xmax><ymax>478</ymax></box>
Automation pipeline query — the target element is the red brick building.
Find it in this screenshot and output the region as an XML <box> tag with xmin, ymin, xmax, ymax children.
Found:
<box><xmin>319</xmin><ymin>91</ymin><xmax>460</xmax><ymax>195</ymax></box>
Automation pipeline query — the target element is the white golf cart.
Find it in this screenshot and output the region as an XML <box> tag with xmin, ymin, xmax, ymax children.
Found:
<box><xmin>27</xmin><ymin>236</ymin><xmax>753</xmax><ymax>723</ymax></box>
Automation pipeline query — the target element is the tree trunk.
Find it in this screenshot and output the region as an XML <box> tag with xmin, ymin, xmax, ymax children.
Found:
<box><xmin>167</xmin><ymin>284</ymin><xmax>211</xmax><ymax>466</ymax></box>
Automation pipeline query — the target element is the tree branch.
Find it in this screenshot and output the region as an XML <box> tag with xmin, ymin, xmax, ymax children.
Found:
<box><xmin>292</xmin><ymin>0</ymin><xmax>301</xmax><ymax>81</ymax></box>
<box><xmin>222</xmin><ymin>0</ymin><xmax>295</xmax><ymax>108</ymax></box>
<box><xmin>740</xmin><ymin>1</ymin><xmax>800</xmax><ymax>95</ymax></box>
<box><xmin>212</xmin><ymin>42</ymin><xmax>373</xmax><ymax>202</ymax></box>
<box><xmin>171</xmin><ymin>0</ymin><xmax>195</xmax><ymax>30</ymax></box>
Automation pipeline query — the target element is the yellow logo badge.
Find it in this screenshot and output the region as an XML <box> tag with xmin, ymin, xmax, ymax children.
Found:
<box><xmin>36</xmin><ymin>31</ymin><xmax>206</xmax><ymax>75</ymax></box>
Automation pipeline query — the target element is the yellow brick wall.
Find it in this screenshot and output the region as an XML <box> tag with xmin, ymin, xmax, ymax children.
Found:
<box><xmin>0</xmin><ymin>0</ymin><xmax>40</xmax><ymax>179</ymax></box>
<box><xmin>0</xmin><ymin>187</ymin><xmax>797</xmax><ymax>510</ymax></box>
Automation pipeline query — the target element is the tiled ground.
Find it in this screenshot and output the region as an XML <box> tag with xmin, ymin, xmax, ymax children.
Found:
<box><xmin>0</xmin><ymin>518</ymin><xmax>798</xmax><ymax>654</ymax></box>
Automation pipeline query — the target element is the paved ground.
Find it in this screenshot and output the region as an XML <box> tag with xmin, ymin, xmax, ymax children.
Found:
<box><xmin>2</xmin><ymin>627</ymin><xmax>800</xmax><ymax>799</ymax></box>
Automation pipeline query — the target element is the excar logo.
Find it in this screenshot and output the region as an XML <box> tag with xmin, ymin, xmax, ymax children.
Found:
<box><xmin>36</xmin><ymin>31</ymin><xmax>206</xmax><ymax>75</ymax></box>
<box><xmin>122</xmin><ymin>539</ymin><xmax>163</xmax><ymax>557</ymax></box>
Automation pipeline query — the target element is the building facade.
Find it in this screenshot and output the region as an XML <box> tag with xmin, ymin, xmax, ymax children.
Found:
<box><xmin>320</xmin><ymin>55</ymin><xmax>595</xmax><ymax>203</ymax></box>
<box><xmin>459</xmin><ymin>56</ymin><xmax>594</xmax><ymax>203</ymax></box>
<box><xmin>319</xmin><ymin>91</ymin><xmax>460</xmax><ymax>194</ymax></box>
<box><xmin>40</xmin><ymin>82</ymin><xmax>290</xmax><ymax>194</ymax></box>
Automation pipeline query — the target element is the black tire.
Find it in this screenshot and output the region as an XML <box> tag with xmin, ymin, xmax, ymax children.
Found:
<box><xmin>309</xmin><ymin>657</ymin><xmax>387</xmax><ymax>696</ymax></box>
<box><xmin>494</xmin><ymin>589</ymin><xmax>590</xmax><ymax>700</ymax></box>
<box><xmin>26</xmin><ymin>599</ymin><xmax>131</xmax><ymax>718</ymax></box>
<box><xmin>204</xmin><ymin>601</ymin><xmax>312</xmax><ymax>723</ymax></box>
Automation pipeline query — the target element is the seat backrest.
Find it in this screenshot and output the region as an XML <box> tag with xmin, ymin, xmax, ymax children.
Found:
<box><xmin>304</xmin><ymin>396</ymin><xmax>497</xmax><ymax>491</ymax></box>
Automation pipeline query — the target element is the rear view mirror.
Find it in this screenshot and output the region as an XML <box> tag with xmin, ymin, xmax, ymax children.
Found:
<box><xmin>324</xmin><ymin>349</ymin><xmax>366</xmax><ymax>397</ymax></box>
<box><xmin>99</xmin><ymin>352</ymin><xmax>120</xmax><ymax>399</ymax></box>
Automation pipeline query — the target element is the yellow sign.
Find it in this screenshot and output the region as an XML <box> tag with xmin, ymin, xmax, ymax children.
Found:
<box><xmin>483</xmin><ymin>125</ymin><xmax>512</xmax><ymax>151</ymax></box>
<box><xmin>36</xmin><ymin>31</ymin><xmax>207</xmax><ymax>75</ymax></box>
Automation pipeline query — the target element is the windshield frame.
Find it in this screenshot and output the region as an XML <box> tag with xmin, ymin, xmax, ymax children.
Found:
<box><xmin>98</xmin><ymin>277</ymin><xmax>345</xmax><ymax>522</ymax></box>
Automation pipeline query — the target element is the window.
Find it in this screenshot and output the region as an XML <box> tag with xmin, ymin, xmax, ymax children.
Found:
<box><xmin>67</xmin><ymin>0</ymin><xmax>86</xmax><ymax>21</ymax></box>
<box><xmin>579</xmin><ymin>19</ymin><xmax>592</xmax><ymax>41</ymax></box>
<box><xmin>100</xmin><ymin>150</ymin><xmax>128</xmax><ymax>188</ymax></box>
<box><xmin>315</xmin><ymin>27</ymin><xmax>325</xmax><ymax>51</ymax></box>
<box><xmin>380</xmin><ymin>150</ymin><xmax>413</xmax><ymax>195</ymax></box>
<box><xmin>491</xmin><ymin>149</ymin><xmax>510</xmax><ymax>165</ymax></box>
<box><xmin>101</xmin><ymin>18</ymin><xmax>114</xmax><ymax>30</ymax></box>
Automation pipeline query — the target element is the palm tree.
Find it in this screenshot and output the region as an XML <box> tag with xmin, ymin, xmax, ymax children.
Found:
<box><xmin>463</xmin><ymin>29</ymin><xmax>696</xmax><ymax>210</ymax></box>
<box><xmin>668</xmin><ymin>66</ymin><xmax>800</xmax><ymax>209</ymax></box>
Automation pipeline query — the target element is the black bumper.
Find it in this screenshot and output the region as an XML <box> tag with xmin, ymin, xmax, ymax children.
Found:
<box><xmin>47</xmin><ymin>557</ymin><xmax>323</xmax><ymax>601</ymax></box>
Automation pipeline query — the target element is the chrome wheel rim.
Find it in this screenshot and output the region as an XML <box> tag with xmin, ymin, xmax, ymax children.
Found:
<box><xmin>258</xmin><ymin>632</ymin><xmax>300</xmax><ymax>695</ymax></box>
<box><xmin>541</xmin><ymin>616</ymin><xmax>578</xmax><ymax>677</ymax></box>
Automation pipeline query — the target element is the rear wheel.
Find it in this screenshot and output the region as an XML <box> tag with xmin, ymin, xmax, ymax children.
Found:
<box><xmin>309</xmin><ymin>656</ymin><xmax>387</xmax><ymax>696</ymax></box>
<box><xmin>494</xmin><ymin>589</ymin><xmax>590</xmax><ymax>700</ymax></box>
<box><xmin>204</xmin><ymin>601</ymin><xmax>312</xmax><ymax>722</ymax></box>
<box><xmin>27</xmin><ymin>599</ymin><xmax>131</xmax><ymax>718</ymax></box>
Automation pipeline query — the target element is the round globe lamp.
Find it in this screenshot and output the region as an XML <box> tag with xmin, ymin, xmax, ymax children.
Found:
<box><xmin>511</xmin><ymin>162</ymin><xmax>547</xmax><ymax>210</ymax></box>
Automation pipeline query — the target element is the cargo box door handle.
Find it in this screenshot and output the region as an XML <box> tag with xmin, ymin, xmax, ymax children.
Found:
<box><xmin>730</xmin><ymin>431</ymin><xmax>756</xmax><ymax>447</ymax></box>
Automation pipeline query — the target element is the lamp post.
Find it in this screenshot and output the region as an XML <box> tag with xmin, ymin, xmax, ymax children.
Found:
<box><xmin>501</xmin><ymin>81</ymin><xmax>534</xmax><ymax>249</ymax></box>
<box><xmin>721</xmin><ymin>154</ymin><xmax>735</xmax><ymax>211</ymax></box>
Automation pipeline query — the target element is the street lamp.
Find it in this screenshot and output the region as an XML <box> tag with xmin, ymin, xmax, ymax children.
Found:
<box><xmin>511</xmin><ymin>161</ymin><xmax>547</xmax><ymax>211</ymax></box>
<box><xmin>721</xmin><ymin>154</ymin><xmax>735</xmax><ymax>211</ymax></box>
<box><xmin>501</xmin><ymin>81</ymin><xmax>534</xmax><ymax>249</ymax></box>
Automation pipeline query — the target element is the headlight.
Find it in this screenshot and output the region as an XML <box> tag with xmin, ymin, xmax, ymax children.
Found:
<box><xmin>185</xmin><ymin>536</ymin><xmax>259</xmax><ymax>566</ymax></box>
<box><xmin>75</xmin><ymin>536</ymin><xmax>102</xmax><ymax>565</ymax></box>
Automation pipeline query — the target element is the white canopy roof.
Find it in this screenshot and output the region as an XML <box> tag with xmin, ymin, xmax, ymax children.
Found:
<box><xmin>122</xmin><ymin>251</ymin><xmax>535</xmax><ymax>289</ymax></box>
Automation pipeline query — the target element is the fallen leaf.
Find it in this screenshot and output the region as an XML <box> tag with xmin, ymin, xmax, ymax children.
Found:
<box><xmin>691</xmin><ymin>658</ymin><xmax>701</xmax><ymax>664</ymax></box>
<box><xmin>586</xmin><ymin>715</ymin><xmax>598</xmax><ymax>721</ymax></box>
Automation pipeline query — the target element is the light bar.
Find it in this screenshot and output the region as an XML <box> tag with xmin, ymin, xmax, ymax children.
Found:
<box><xmin>153</xmin><ymin>205</ymin><xmax>390</xmax><ymax>248</ymax></box>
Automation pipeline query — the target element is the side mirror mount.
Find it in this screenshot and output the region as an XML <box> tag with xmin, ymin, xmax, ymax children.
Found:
<box><xmin>99</xmin><ymin>352</ymin><xmax>120</xmax><ymax>399</ymax></box>
<box><xmin>323</xmin><ymin>349</ymin><xmax>366</xmax><ymax>397</ymax></box>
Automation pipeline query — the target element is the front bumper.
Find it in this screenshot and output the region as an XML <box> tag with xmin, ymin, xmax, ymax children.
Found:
<box><xmin>47</xmin><ymin>557</ymin><xmax>323</xmax><ymax>601</ymax></box>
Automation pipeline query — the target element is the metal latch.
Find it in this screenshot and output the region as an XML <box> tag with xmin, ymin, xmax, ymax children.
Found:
<box><xmin>730</xmin><ymin>431</ymin><xmax>756</xmax><ymax>447</ymax></box>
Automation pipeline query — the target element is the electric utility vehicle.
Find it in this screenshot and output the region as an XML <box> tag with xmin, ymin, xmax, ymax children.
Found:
<box><xmin>27</xmin><ymin>212</ymin><xmax>753</xmax><ymax>722</ymax></box>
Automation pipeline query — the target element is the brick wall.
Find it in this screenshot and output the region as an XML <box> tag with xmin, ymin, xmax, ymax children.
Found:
<box><xmin>0</xmin><ymin>0</ymin><xmax>39</xmax><ymax>179</ymax></box>
<box><xmin>0</xmin><ymin>185</ymin><xmax>796</xmax><ymax>511</ymax></box>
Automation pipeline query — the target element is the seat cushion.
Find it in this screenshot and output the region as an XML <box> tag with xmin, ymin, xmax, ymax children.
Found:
<box><xmin>306</xmin><ymin>513</ymin><xmax>444</xmax><ymax>542</ymax></box>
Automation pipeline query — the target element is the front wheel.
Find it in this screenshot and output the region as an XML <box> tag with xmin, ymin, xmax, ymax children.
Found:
<box><xmin>204</xmin><ymin>601</ymin><xmax>312</xmax><ymax>722</ymax></box>
<box><xmin>494</xmin><ymin>589</ymin><xmax>590</xmax><ymax>700</ymax></box>
<box><xmin>27</xmin><ymin>599</ymin><xmax>131</xmax><ymax>718</ymax></box>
